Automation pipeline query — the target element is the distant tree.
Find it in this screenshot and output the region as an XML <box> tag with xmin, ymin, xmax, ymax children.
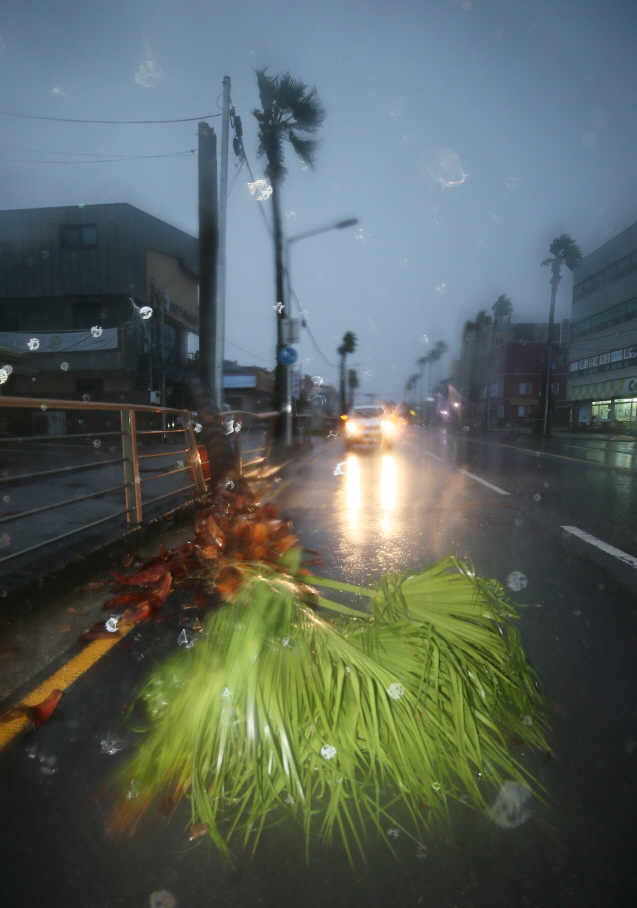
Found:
<box><xmin>485</xmin><ymin>295</ymin><xmax>513</xmax><ymax>430</ymax></box>
<box><xmin>338</xmin><ymin>331</ymin><xmax>357</xmax><ymax>415</ymax></box>
<box><xmin>539</xmin><ymin>234</ymin><xmax>582</xmax><ymax>434</ymax></box>
<box><xmin>348</xmin><ymin>369</ymin><xmax>359</xmax><ymax>410</ymax></box>
<box><xmin>465</xmin><ymin>310</ymin><xmax>492</xmax><ymax>424</ymax></box>
<box><xmin>252</xmin><ymin>69</ymin><xmax>326</xmax><ymax>425</ymax></box>
<box><xmin>417</xmin><ymin>354</ymin><xmax>429</xmax><ymax>421</ymax></box>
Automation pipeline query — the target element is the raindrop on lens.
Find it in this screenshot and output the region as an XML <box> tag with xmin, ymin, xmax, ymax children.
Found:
<box><xmin>533</xmin><ymin>493</ymin><xmax>541</xmax><ymax>502</ymax></box>
<box><xmin>505</xmin><ymin>177</ymin><xmax>518</xmax><ymax>189</ymax></box>
<box><xmin>507</xmin><ymin>571</ymin><xmax>528</xmax><ymax>592</ymax></box>
<box><xmin>82</xmin><ymin>394</ymin><xmax>91</xmax><ymax>402</ymax></box>
<box><xmin>93</xmin><ymin>439</ymin><xmax>101</xmax><ymax>449</ymax></box>
<box><xmin>140</xmin><ymin>306</ymin><xmax>152</xmax><ymax>319</ymax></box>
<box><xmin>27</xmin><ymin>337</ymin><xmax>40</xmax><ymax>351</ymax></box>
<box><xmin>60</xmin><ymin>362</ymin><xmax>69</xmax><ymax>371</ymax></box>
<box><xmin>90</xmin><ymin>326</ymin><xmax>102</xmax><ymax>338</ymax></box>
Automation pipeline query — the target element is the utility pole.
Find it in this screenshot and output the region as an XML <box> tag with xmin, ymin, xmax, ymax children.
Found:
<box><xmin>216</xmin><ymin>76</ymin><xmax>231</xmax><ymax>410</ymax></box>
<box><xmin>542</xmin><ymin>263</ymin><xmax>562</xmax><ymax>435</ymax></box>
<box><xmin>198</xmin><ymin>121</ymin><xmax>218</xmax><ymax>401</ymax></box>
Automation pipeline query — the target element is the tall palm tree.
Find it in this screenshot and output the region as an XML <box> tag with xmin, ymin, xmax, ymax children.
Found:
<box><xmin>486</xmin><ymin>295</ymin><xmax>513</xmax><ymax>430</ymax></box>
<box><xmin>348</xmin><ymin>368</ymin><xmax>359</xmax><ymax>411</ymax></box>
<box><xmin>338</xmin><ymin>331</ymin><xmax>357</xmax><ymax>415</ymax></box>
<box><xmin>468</xmin><ymin>310</ymin><xmax>492</xmax><ymax>423</ymax></box>
<box><xmin>252</xmin><ymin>69</ymin><xmax>326</xmax><ymax>418</ymax></box>
<box><xmin>540</xmin><ymin>234</ymin><xmax>582</xmax><ymax>434</ymax></box>
<box><xmin>417</xmin><ymin>354</ymin><xmax>429</xmax><ymax>422</ymax></box>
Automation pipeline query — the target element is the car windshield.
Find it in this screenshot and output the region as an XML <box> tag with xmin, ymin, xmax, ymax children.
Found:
<box><xmin>352</xmin><ymin>407</ymin><xmax>385</xmax><ymax>418</ymax></box>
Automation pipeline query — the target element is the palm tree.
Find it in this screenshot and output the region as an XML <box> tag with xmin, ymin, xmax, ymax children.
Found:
<box><xmin>540</xmin><ymin>234</ymin><xmax>582</xmax><ymax>434</ymax></box>
<box><xmin>338</xmin><ymin>331</ymin><xmax>357</xmax><ymax>415</ymax></box>
<box><xmin>348</xmin><ymin>368</ymin><xmax>359</xmax><ymax>411</ymax></box>
<box><xmin>252</xmin><ymin>69</ymin><xmax>326</xmax><ymax>419</ymax></box>
<box><xmin>417</xmin><ymin>354</ymin><xmax>429</xmax><ymax>422</ymax></box>
<box><xmin>486</xmin><ymin>295</ymin><xmax>513</xmax><ymax>430</ymax></box>
<box><xmin>468</xmin><ymin>310</ymin><xmax>492</xmax><ymax>424</ymax></box>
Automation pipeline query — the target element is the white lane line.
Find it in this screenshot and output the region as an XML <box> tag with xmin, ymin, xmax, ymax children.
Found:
<box><xmin>458</xmin><ymin>469</ymin><xmax>510</xmax><ymax>496</ymax></box>
<box><xmin>421</xmin><ymin>450</ymin><xmax>444</xmax><ymax>461</ymax></box>
<box><xmin>561</xmin><ymin>526</ymin><xmax>637</xmax><ymax>570</ymax></box>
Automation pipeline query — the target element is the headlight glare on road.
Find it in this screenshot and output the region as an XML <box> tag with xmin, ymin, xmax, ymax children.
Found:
<box><xmin>346</xmin><ymin>421</ymin><xmax>358</xmax><ymax>434</ymax></box>
<box><xmin>381</xmin><ymin>419</ymin><xmax>395</xmax><ymax>435</ymax></box>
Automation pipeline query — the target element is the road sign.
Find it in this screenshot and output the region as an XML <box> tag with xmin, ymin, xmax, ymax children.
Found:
<box><xmin>279</xmin><ymin>346</ymin><xmax>298</xmax><ymax>366</ymax></box>
<box><xmin>291</xmin><ymin>370</ymin><xmax>301</xmax><ymax>399</ymax></box>
<box><xmin>281</xmin><ymin>319</ymin><xmax>300</xmax><ymax>345</ymax></box>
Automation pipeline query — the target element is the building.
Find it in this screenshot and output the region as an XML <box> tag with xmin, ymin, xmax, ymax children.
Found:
<box><xmin>219</xmin><ymin>360</ymin><xmax>274</xmax><ymax>412</ymax></box>
<box><xmin>0</xmin><ymin>203</ymin><xmax>199</xmax><ymax>410</ymax></box>
<box><xmin>452</xmin><ymin>322</ymin><xmax>569</xmax><ymax>429</ymax></box>
<box><xmin>567</xmin><ymin>221</ymin><xmax>637</xmax><ymax>430</ymax></box>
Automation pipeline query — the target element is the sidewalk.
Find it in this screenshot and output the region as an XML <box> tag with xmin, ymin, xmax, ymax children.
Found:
<box><xmin>0</xmin><ymin>438</ymin><xmax>320</xmax><ymax>708</ymax></box>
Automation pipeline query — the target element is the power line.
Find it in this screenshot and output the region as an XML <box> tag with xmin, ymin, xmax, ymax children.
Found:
<box><xmin>0</xmin><ymin>151</ymin><xmax>195</xmax><ymax>164</ymax></box>
<box><xmin>0</xmin><ymin>111</ymin><xmax>220</xmax><ymax>124</ymax></box>
<box><xmin>19</xmin><ymin>147</ymin><xmax>195</xmax><ymax>158</ymax></box>
<box><xmin>225</xmin><ymin>338</ymin><xmax>272</xmax><ymax>365</ymax></box>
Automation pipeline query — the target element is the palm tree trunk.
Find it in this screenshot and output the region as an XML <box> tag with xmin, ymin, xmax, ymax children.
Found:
<box><xmin>486</xmin><ymin>321</ymin><xmax>497</xmax><ymax>431</ymax></box>
<box><xmin>542</xmin><ymin>266</ymin><xmax>562</xmax><ymax>435</ymax></box>
<box><xmin>271</xmin><ymin>179</ymin><xmax>286</xmax><ymax>431</ymax></box>
<box><xmin>340</xmin><ymin>354</ymin><xmax>346</xmax><ymax>416</ymax></box>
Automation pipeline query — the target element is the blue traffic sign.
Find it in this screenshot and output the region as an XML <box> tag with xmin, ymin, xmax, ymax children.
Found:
<box><xmin>279</xmin><ymin>345</ymin><xmax>298</xmax><ymax>366</ymax></box>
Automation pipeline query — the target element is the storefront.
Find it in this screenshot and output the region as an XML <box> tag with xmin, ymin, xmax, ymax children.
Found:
<box><xmin>568</xmin><ymin>374</ymin><xmax>637</xmax><ymax>428</ymax></box>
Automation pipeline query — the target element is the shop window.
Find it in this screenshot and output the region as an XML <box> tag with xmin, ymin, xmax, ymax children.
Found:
<box><xmin>519</xmin><ymin>382</ymin><xmax>532</xmax><ymax>395</ymax></box>
<box><xmin>497</xmin><ymin>404</ymin><xmax>505</xmax><ymax>418</ymax></box>
<box><xmin>551</xmin><ymin>382</ymin><xmax>560</xmax><ymax>395</ymax></box>
<box><xmin>517</xmin><ymin>405</ymin><xmax>531</xmax><ymax>417</ymax></box>
<box><xmin>591</xmin><ymin>400</ymin><xmax>611</xmax><ymax>422</ymax></box>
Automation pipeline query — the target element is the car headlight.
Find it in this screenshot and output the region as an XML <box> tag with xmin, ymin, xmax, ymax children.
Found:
<box><xmin>346</xmin><ymin>421</ymin><xmax>358</xmax><ymax>433</ymax></box>
<box><xmin>381</xmin><ymin>419</ymin><xmax>395</xmax><ymax>435</ymax></box>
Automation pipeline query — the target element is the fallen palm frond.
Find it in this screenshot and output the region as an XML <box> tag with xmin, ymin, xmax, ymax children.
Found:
<box><xmin>113</xmin><ymin>554</ymin><xmax>550</xmax><ymax>862</ymax></box>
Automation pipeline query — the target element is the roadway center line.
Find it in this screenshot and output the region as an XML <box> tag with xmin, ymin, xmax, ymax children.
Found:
<box><xmin>421</xmin><ymin>450</ymin><xmax>443</xmax><ymax>461</ymax></box>
<box><xmin>458</xmin><ymin>469</ymin><xmax>510</xmax><ymax>496</ymax></box>
<box><xmin>561</xmin><ymin>526</ymin><xmax>637</xmax><ymax>570</ymax></box>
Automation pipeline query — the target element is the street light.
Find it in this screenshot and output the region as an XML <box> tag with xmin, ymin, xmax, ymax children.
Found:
<box><xmin>281</xmin><ymin>216</ymin><xmax>359</xmax><ymax>445</ymax></box>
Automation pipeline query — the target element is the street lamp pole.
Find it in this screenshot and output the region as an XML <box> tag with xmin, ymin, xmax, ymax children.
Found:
<box><xmin>282</xmin><ymin>217</ymin><xmax>358</xmax><ymax>446</ymax></box>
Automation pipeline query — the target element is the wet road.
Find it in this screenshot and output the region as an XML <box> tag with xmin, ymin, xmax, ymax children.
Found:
<box><xmin>1</xmin><ymin>428</ymin><xmax>636</xmax><ymax>908</ymax></box>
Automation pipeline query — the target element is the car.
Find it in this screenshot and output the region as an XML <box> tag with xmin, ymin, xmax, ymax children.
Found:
<box><xmin>343</xmin><ymin>405</ymin><xmax>397</xmax><ymax>451</ymax></box>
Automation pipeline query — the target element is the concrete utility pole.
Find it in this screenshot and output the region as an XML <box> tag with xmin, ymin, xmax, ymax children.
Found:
<box><xmin>542</xmin><ymin>263</ymin><xmax>562</xmax><ymax>435</ymax></box>
<box><xmin>216</xmin><ymin>76</ymin><xmax>231</xmax><ymax>409</ymax></box>
<box><xmin>198</xmin><ymin>121</ymin><xmax>219</xmax><ymax>401</ymax></box>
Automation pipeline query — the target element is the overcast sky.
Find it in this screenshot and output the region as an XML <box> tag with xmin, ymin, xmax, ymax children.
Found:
<box><xmin>1</xmin><ymin>0</ymin><xmax>637</xmax><ymax>400</ymax></box>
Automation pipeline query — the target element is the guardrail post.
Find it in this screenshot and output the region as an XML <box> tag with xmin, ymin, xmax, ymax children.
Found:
<box><xmin>183</xmin><ymin>410</ymin><xmax>207</xmax><ymax>494</ymax></box>
<box><xmin>121</xmin><ymin>408</ymin><xmax>143</xmax><ymax>525</ymax></box>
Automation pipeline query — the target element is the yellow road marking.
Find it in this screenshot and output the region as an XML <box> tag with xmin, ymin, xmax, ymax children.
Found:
<box><xmin>0</xmin><ymin>620</ymin><xmax>136</xmax><ymax>752</ymax></box>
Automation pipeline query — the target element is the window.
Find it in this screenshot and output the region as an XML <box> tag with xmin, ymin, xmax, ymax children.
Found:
<box><xmin>61</xmin><ymin>225</ymin><xmax>98</xmax><ymax>248</ymax></box>
<box><xmin>551</xmin><ymin>382</ymin><xmax>560</xmax><ymax>395</ymax></box>
<box><xmin>517</xmin><ymin>405</ymin><xmax>530</xmax><ymax>417</ymax></box>
<box><xmin>519</xmin><ymin>382</ymin><xmax>532</xmax><ymax>395</ymax></box>
<box><xmin>557</xmin><ymin>355</ymin><xmax>567</xmax><ymax>366</ymax></box>
<box><xmin>497</xmin><ymin>404</ymin><xmax>505</xmax><ymax>418</ymax></box>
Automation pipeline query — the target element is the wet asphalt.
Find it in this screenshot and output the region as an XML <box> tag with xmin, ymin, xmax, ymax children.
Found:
<box><xmin>0</xmin><ymin>426</ymin><xmax>636</xmax><ymax>908</ymax></box>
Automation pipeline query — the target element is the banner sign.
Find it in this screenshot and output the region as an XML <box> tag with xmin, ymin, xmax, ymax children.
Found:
<box><xmin>0</xmin><ymin>329</ymin><xmax>118</xmax><ymax>353</ymax></box>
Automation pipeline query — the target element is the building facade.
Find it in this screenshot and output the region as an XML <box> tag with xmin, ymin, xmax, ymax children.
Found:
<box><xmin>0</xmin><ymin>203</ymin><xmax>199</xmax><ymax>409</ymax></box>
<box><xmin>567</xmin><ymin>221</ymin><xmax>637</xmax><ymax>430</ymax></box>
<box><xmin>452</xmin><ymin>322</ymin><xmax>569</xmax><ymax>429</ymax></box>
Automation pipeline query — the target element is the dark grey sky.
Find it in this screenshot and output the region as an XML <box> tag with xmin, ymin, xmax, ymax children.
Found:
<box><xmin>1</xmin><ymin>0</ymin><xmax>636</xmax><ymax>399</ymax></box>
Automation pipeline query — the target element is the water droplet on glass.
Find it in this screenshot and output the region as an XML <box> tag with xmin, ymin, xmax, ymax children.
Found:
<box><xmin>416</xmin><ymin>843</ymin><xmax>427</xmax><ymax>859</ymax></box>
<box><xmin>100</xmin><ymin>733</ymin><xmax>124</xmax><ymax>755</ymax></box>
<box><xmin>60</xmin><ymin>361</ymin><xmax>69</xmax><ymax>371</ymax></box>
<box><xmin>522</xmin><ymin>715</ymin><xmax>533</xmax><ymax>726</ymax></box>
<box><xmin>27</xmin><ymin>337</ymin><xmax>40</xmax><ymax>351</ymax></box>
<box><xmin>139</xmin><ymin>306</ymin><xmax>153</xmax><ymax>320</ymax></box>
<box><xmin>2</xmin><ymin>495</ymin><xmax>9</xmax><ymax>503</ymax></box>
<box><xmin>505</xmin><ymin>177</ymin><xmax>518</xmax><ymax>190</ymax></box>
<box><xmin>425</xmin><ymin>148</ymin><xmax>468</xmax><ymax>189</ymax></box>
<box><xmin>40</xmin><ymin>404</ymin><xmax>47</xmax><ymax>411</ymax></box>
<box><xmin>573</xmin><ymin>609</ymin><xmax>581</xmax><ymax>617</ymax></box>
<box><xmin>320</xmin><ymin>744</ymin><xmax>337</xmax><ymax>760</ymax></box>
<box><xmin>0</xmin><ymin>532</ymin><xmax>10</xmax><ymax>548</ymax></box>
<box><xmin>105</xmin><ymin>617</ymin><xmax>118</xmax><ymax>633</ymax></box>
<box><xmin>431</xmin><ymin>781</ymin><xmax>441</xmax><ymax>791</ymax></box>
<box><xmin>507</xmin><ymin>571</ymin><xmax>528</xmax><ymax>592</ymax></box>
<box><xmin>533</xmin><ymin>493</ymin><xmax>541</xmax><ymax>502</ymax></box>
<box><xmin>82</xmin><ymin>394</ymin><xmax>91</xmax><ymax>402</ymax></box>
<box><xmin>334</xmin><ymin>461</ymin><xmax>347</xmax><ymax>476</ymax></box>
<box><xmin>248</xmin><ymin>178</ymin><xmax>272</xmax><ymax>201</ymax></box>
<box><xmin>0</xmin><ymin>368</ymin><xmax>8</xmax><ymax>385</ymax></box>
<box><xmin>434</xmin><ymin>283</ymin><xmax>446</xmax><ymax>294</ymax></box>
<box><xmin>149</xmin><ymin>891</ymin><xmax>177</xmax><ymax>908</ymax></box>
<box><xmin>387</xmin><ymin>826</ymin><xmax>400</xmax><ymax>838</ymax></box>
<box><xmin>513</xmin><ymin>517</ymin><xmax>522</xmax><ymax>527</ymax></box>
<box><xmin>93</xmin><ymin>439</ymin><xmax>101</xmax><ymax>449</ymax></box>
<box><xmin>387</xmin><ymin>682</ymin><xmax>405</xmax><ymax>700</ymax></box>
<box><xmin>90</xmin><ymin>326</ymin><xmax>102</xmax><ymax>338</ymax></box>
<box><xmin>194</xmin><ymin>422</ymin><xmax>202</xmax><ymax>434</ymax></box>
<box><xmin>488</xmin><ymin>781</ymin><xmax>532</xmax><ymax>828</ymax></box>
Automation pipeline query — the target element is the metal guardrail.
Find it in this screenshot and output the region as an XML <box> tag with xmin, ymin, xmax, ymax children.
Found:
<box><xmin>0</xmin><ymin>396</ymin><xmax>278</xmax><ymax>578</ymax></box>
